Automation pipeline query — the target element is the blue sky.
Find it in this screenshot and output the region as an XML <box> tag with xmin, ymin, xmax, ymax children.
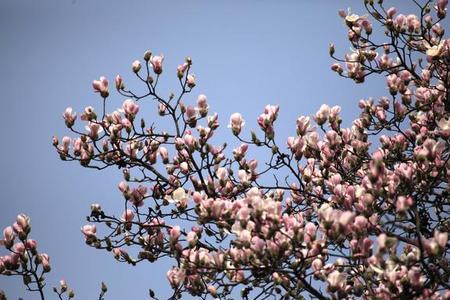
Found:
<box><xmin>0</xmin><ymin>0</ymin><xmax>431</xmax><ymax>299</ymax></box>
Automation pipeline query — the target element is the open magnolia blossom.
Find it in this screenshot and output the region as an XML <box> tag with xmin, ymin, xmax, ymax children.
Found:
<box><xmin>2</xmin><ymin>0</ymin><xmax>450</xmax><ymax>299</ymax></box>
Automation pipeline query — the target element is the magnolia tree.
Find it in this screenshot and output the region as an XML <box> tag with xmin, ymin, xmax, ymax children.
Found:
<box><xmin>2</xmin><ymin>0</ymin><xmax>450</xmax><ymax>299</ymax></box>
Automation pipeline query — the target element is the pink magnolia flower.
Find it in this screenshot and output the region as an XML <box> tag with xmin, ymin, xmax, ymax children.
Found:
<box><xmin>81</xmin><ymin>224</ymin><xmax>96</xmax><ymax>240</ymax></box>
<box><xmin>132</xmin><ymin>60</ymin><xmax>141</xmax><ymax>73</ymax></box>
<box><xmin>187</xmin><ymin>74</ymin><xmax>196</xmax><ymax>88</ymax></box>
<box><xmin>59</xmin><ymin>136</ymin><xmax>71</xmax><ymax>154</ymax></box>
<box><xmin>121</xmin><ymin>209</ymin><xmax>134</xmax><ymax>222</ymax></box>
<box><xmin>39</xmin><ymin>253</ymin><xmax>51</xmax><ymax>272</ymax></box>
<box><xmin>314</xmin><ymin>104</ymin><xmax>330</xmax><ymax>125</ymax></box>
<box><xmin>85</xmin><ymin>122</ymin><xmax>104</xmax><ymax>140</ymax></box>
<box><xmin>312</xmin><ymin>258</ymin><xmax>323</xmax><ymax>274</ymax></box>
<box><xmin>122</xmin><ymin>99</ymin><xmax>139</xmax><ymax>118</ymax></box>
<box><xmin>296</xmin><ymin>116</ymin><xmax>311</xmax><ymax>135</ymax></box>
<box><xmin>396</xmin><ymin>196</ymin><xmax>414</xmax><ymax>212</ymax></box>
<box><xmin>353</xmin><ymin>215</ymin><xmax>368</xmax><ymax>233</ymax></box>
<box><xmin>185</xmin><ymin>105</ymin><xmax>196</xmax><ymax>122</ymax></box>
<box><xmin>13</xmin><ymin>242</ymin><xmax>25</xmax><ymax>254</ymax></box>
<box><xmin>177</xmin><ymin>62</ymin><xmax>188</xmax><ymax>78</ymax></box>
<box><xmin>16</xmin><ymin>214</ymin><xmax>30</xmax><ymax>231</ymax></box>
<box><xmin>338</xmin><ymin>9</ymin><xmax>347</xmax><ymax>18</ymax></box>
<box><xmin>436</xmin><ymin>0</ymin><xmax>448</xmax><ymax>17</ymax></box>
<box><xmin>112</xmin><ymin>247</ymin><xmax>128</xmax><ymax>260</ymax></box>
<box><xmin>434</xmin><ymin>230</ymin><xmax>448</xmax><ymax>249</ymax></box>
<box><xmin>331</xmin><ymin>63</ymin><xmax>343</xmax><ymax>74</ymax></box>
<box><xmin>80</xmin><ymin>106</ymin><xmax>97</xmax><ymax>121</ymax></box>
<box><xmin>25</xmin><ymin>239</ymin><xmax>37</xmax><ymax>250</ymax></box>
<box><xmin>437</xmin><ymin>117</ymin><xmax>450</xmax><ymax>138</ymax></box>
<box><xmin>92</xmin><ymin>76</ymin><xmax>109</xmax><ymax>97</ymax></box>
<box><xmin>386</xmin><ymin>7</ymin><xmax>397</xmax><ymax>19</ymax></box>
<box><xmin>115</xmin><ymin>74</ymin><xmax>124</xmax><ymax>90</ymax></box>
<box><xmin>169</xmin><ymin>226</ymin><xmax>181</xmax><ymax>241</ymax></box>
<box><xmin>197</xmin><ymin>94</ymin><xmax>209</xmax><ymax>116</ymax></box>
<box><xmin>165</xmin><ymin>187</ymin><xmax>187</xmax><ymax>204</ymax></box>
<box><xmin>228</xmin><ymin>113</ymin><xmax>245</xmax><ymax>135</ymax></box>
<box><xmin>216</xmin><ymin>167</ymin><xmax>228</xmax><ymax>181</ymax></box>
<box><xmin>187</xmin><ymin>231</ymin><xmax>198</xmax><ymax>247</ymax></box>
<box><xmin>239</xmin><ymin>230</ymin><xmax>252</xmax><ymax>245</ymax></box>
<box><xmin>167</xmin><ymin>267</ymin><xmax>185</xmax><ymax>288</ymax></box>
<box><xmin>159</xmin><ymin>147</ymin><xmax>169</xmax><ymax>164</ymax></box>
<box><xmin>63</xmin><ymin>107</ymin><xmax>76</xmax><ymax>127</ymax></box>
<box><xmin>150</xmin><ymin>55</ymin><xmax>164</xmax><ymax>74</ymax></box>
<box><xmin>118</xmin><ymin>181</ymin><xmax>129</xmax><ymax>193</ymax></box>
<box><xmin>327</xmin><ymin>270</ymin><xmax>346</xmax><ymax>292</ymax></box>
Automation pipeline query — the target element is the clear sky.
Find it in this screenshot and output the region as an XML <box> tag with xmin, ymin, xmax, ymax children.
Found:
<box><xmin>0</xmin><ymin>0</ymin><xmax>436</xmax><ymax>299</ymax></box>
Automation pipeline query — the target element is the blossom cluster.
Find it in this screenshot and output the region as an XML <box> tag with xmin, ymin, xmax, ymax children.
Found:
<box><xmin>0</xmin><ymin>215</ymin><xmax>51</xmax><ymax>298</ymax></box>
<box><xmin>22</xmin><ymin>0</ymin><xmax>450</xmax><ymax>299</ymax></box>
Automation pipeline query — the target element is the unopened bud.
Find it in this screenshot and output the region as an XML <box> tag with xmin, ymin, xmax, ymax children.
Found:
<box><xmin>132</xmin><ymin>60</ymin><xmax>141</xmax><ymax>73</ymax></box>
<box><xmin>101</xmin><ymin>282</ymin><xmax>108</xmax><ymax>293</ymax></box>
<box><xmin>144</xmin><ymin>50</ymin><xmax>152</xmax><ymax>61</ymax></box>
<box><xmin>329</xmin><ymin>43</ymin><xmax>335</xmax><ymax>56</ymax></box>
<box><xmin>23</xmin><ymin>275</ymin><xmax>32</xmax><ymax>285</ymax></box>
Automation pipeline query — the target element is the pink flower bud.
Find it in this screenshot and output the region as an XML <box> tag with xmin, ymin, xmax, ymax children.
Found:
<box><xmin>396</xmin><ymin>196</ymin><xmax>414</xmax><ymax>212</ymax></box>
<box><xmin>331</xmin><ymin>63</ymin><xmax>343</xmax><ymax>74</ymax></box>
<box><xmin>239</xmin><ymin>230</ymin><xmax>252</xmax><ymax>245</ymax></box>
<box><xmin>434</xmin><ymin>230</ymin><xmax>448</xmax><ymax>248</ymax></box>
<box><xmin>121</xmin><ymin>209</ymin><xmax>134</xmax><ymax>222</ymax></box>
<box><xmin>2</xmin><ymin>226</ymin><xmax>14</xmax><ymax>245</ymax></box>
<box><xmin>177</xmin><ymin>63</ymin><xmax>188</xmax><ymax>78</ymax></box>
<box><xmin>314</xmin><ymin>104</ymin><xmax>330</xmax><ymax>125</ymax></box>
<box><xmin>437</xmin><ymin>117</ymin><xmax>450</xmax><ymax>138</ymax></box>
<box><xmin>296</xmin><ymin>116</ymin><xmax>311</xmax><ymax>135</ymax></box>
<box><xmin>228</xmin><ymin>113</ymin><xmax>245</xmax><ymax>135</ymax></box>
<box><xmin>339</xmin><ymin>211</ymin><xmax>355</xmax><ymax>227</ymax></box>
<box><xmin>185</xmin><ymin>105</ymin><xmax>196</xmax><ymax>122</ymax></box>
<box><xmin>187</xmin><ymin>74</ymin><xmax>196</xmax><ymax>88</ymax></box>
<box><xmin>60</xmin><ymin>279</ymin><xmax>68</xmax><ymax>292</ymax></box>
<box><xmin>338</xmin><ymin>9</ymin><xmax>347</xmax><ymax>18</ymax></box>
<box><xmin>312</xmin><ymin>258</ymin><xmax>323</xmax><ymax>273</ymax></box>
<box><xmin>150</xmin><ymin>55</ymin><xmax>164</xmax><ymax>74</ymax></box>
<box><xmin>437</xmin><ymin>0</ymin><xmax>448</xmax><ymax>17</ymax></box>
<box><xmin>85</xmin><ymin>122</ymin><xmax>103</xmax><ymax>140</ymax></box>
<box><xmin>197</xmin><ymin>94</ymin><xmax>209</xmax><ymax>116</ymax></box>
<box><xmin>159</xmin><ymin>147</ymin><xmax>169</xmax><ymax>164</ymax></box>
<box><xmin>25</xmin><ymin>239</ymin><xmax>37</xmax><ymax>250</ymax></box>
<box><xmin>179</xmin><ymin>162</ymin><xmax>189</xmax><ymax>174</ymax></box>
<box><xmin>115</xmin><ymin>75</ymin><xmax>124</xmax><ymax>90</ymax></box>
<box><xmin>167</xmin><ymin>267</ymin><xmax>185</xmax><ymax>288</ymax></box>
<box><xmin>92</xmin><ymin>76</ymin><xmax>109</xmax><ymax>98</ymax></box>
<box><xmin>353</xmin><ymin>215</ymin><xmax>368</xmax><ymax>233</ymax></box>
<box><xmin>132</xmin><ymin>60</ymin><xmax>141</xmax><ymax>73</ymax></box>
<box><xmin>169</xmin><ymin>226</ymin><xmax>181</xmax><ymax>241</ymax></box>
<box><xmin>39</xmin><ymin>253</ymin><xmax>51</xmax><ymax>272</ymax></box>
<box><xmin>118</xmin><ymin>181</ymin><xmax>129</xmax><ymax>193</ymax></box>
<box><xmin>122</xmin><ymin>99</ymin><xmax>139</xmax><ymax>119</ymax></box>
<box><xmin>386</xmin><ymin>7</ymin><xmax>397</xmax><ymax>19</ymax></box>
<box><xmin>63</xmin><ymin>107</ymin><xmax>77</xmax><ymax>127</ymax></box>
<box><xmin>81</xmin><ymin>224</ymin><xmax>96</xmax><ymax>240</ymax></box>
<box><xmin>13</xmin><ymin>242</ymin><xmax>25</xmax><ymax>254</ymax></box>
<box><xmin>187</xmin><ymin>231</ymin><xmax>198</xmax><ymax>247</ymax></box>
<box><xmin>327</xmin><ymin>270</ymin><xmax>346</xmax><ymax>292</ymax></box>
<box><xmin>16</xmin><ymin>214</ymin><xmax>30</xmax><ymax>231</ymax></box>
<box><xmin>60</xmin><ymin>136</ymin><xmax>71</xmax><ymax>153</ymax></box>
<box><xmin>216</xmin><ymin>167</ymin><xmax>228</xmax><ymax>181</ymax></box>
